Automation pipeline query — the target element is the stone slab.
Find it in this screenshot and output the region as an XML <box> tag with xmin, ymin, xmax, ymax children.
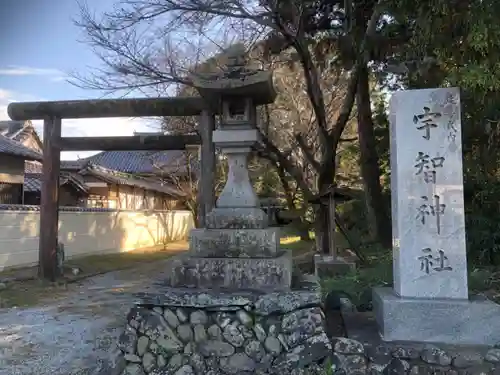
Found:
<box><xmin>373</xmin><ymin>287</ymin><xmax>500</xmax><ymax>345</ymax></box>
<box><xmin>134</xmin><ymin>282</ymin><xmax>322</xmax><ymax>316</ymax></box>
<box><xmin>339</xmin><ymin>310</ymin><xmax>496</xmax><ymax>375</ymax></box>
<box><xmin>314</xmin><ymin>255</ymin><xmax>356</xmax><ymax>278</ymax></box>
<box><xmin>165</xmin><ymin>250</ymin><xmax>293</xmax><ymax>291</ymax></box>
<box><xmin>390</xmin><ymin>88</ymin><xmax>468</xmax><ymax>300</ymax></box>
<box><xmin>189</xmin><ymin>227</ymin><xmax>279</xmax><ymax>257</ymax></box>
<box><xmin>213</xmin><ymin>129</ymin><xmax>259</xmax><ymax>148</ymax></box>
<box><xmin>342</xmin><ymin>310</ymin><xmax>492</xmax><ymax>355</ymax></box>
<box><xmin>205</xmin><ymin>207</ymin><xmax>269</xmax><ymax>229</ymax></box>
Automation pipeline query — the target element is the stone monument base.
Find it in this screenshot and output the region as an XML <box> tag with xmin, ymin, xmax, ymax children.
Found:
<box><xmin>118</xmin><ymin>275</ymin><xmax>332</xmax><ymax>375</ymax></box>
<box><xmin>314</xmin><ymin>255</ymin><xmax>356</xmax><ymax>278</ymax></box>
<box><xmin>373</xmin><ymin>287</ymin><xmax>500</xmax><ymax>345</ymax></box>
<box><xmin>189</xmin><ymin>227</ymin><xmax>280</xmax><ymax>257</ymax></box>
<box><xmin>206</xmin><ymin>207</ymin><xmax>269</xmax><ymax>229</ymax></box>
<box><xmin>166</xmin><ymin>251</ymin><xmax>293</xmax><ymax>291</ymax></box>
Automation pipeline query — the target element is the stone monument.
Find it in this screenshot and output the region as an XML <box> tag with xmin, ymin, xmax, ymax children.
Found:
<box><xmin>373</xmin><ymin>87</ymin><xmax>500</xmax><ymax>345</ymax></box>
<box><xmin>117</xmin><ymin>46</ymin><xmax>332</xmax><ymax>375</ymax></box>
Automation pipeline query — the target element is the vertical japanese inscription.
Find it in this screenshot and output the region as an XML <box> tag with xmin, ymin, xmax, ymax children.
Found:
<box><xmin>418</xmin><ymin>248</ymin><xmax>453</xmax><ymax>274</ymax></box>
<box><xmin>412</xmin><ymin>102</ymin><xmax>453</xmax><ymax>275</ymax></box>
<box><xmin>416</xmin><ymin>195</ymin><xmax>446</xmax><ymax>235</ymax></box>
<box><xmin>443</xmin><ymin>92</ymin><xmax>459</xmax><ymax>142</ymax></box>
<box><xmin>413</xmin><ymin>107</ymin><xmax>442</xmax><ymax>140</ymax></box>
<box><xmin>414</xmin><ymin>152</ymin><xmax>445</xmax><ymax>183</ymax></box>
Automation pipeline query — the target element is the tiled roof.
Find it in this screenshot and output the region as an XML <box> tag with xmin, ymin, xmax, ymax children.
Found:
<box><xmin>61</xmin><ymin>160</ymin><xmax>87</xmax><ymax>171</ymax></box>
<box><xmin>0</xmin><ymin>134</ymin><xmax>43</xmax><ymax>161</ymax></box>
<box><xmin>24</xmin><ymin>160</ymin><xmax>186</xmax><ymax>196</ymax></box>
<box><xmin>82</xmin><ymin>164</ymin><xmax>187</xmax><ymax>198</ymax></box>
<box><xmin>24</xmin><ymin>172</ymin><xmax>89</xmax><ymax>193</ymax></box>
<box><xmin>79</xmin><ymin>150</ymin><xmax>196</xmax><ymax>175</ymax></box>
<box><xmin>23</xmin><ymin>174</ymin><xmax>42</xmax><ymax>193</ymax></box>
<box><xmin>0</xmin><ymin>120</ymin><xmax>43</xmax><ymax>152</ymax></box>
<box><xmin>26</xmin><ymin>160</ymin><xmax>89</xmax><ymax>174</ymax></box>
<box><xmin>0</xmin><ymin>120</ymin><xmax>25</xmax><ymax>139</ymax></box>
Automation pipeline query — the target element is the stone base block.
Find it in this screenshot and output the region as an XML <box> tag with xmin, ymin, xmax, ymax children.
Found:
<box><xmin>189</xmin><ymin>227</ymin><xmax>279</xmax><ymax>258</ymax></box>
<box><xmin>206</xmin><ymin>207</ymin><xmax>269</xmax><ymax>229</ymax></box>
<box><xmin>314</xmin><ymin>255</ymin><xmax>356</xmax><ymax>278</ymax></box>
<box><xmin>119</xmin><ymin>280</ymin><xmax>332</xmax><ymax>375</ymax></box>
<box><xmin>166</xmin><ymin>251</ymin><xmax>293</xmax><ymax>291</ymax></box>
<box><xmin>373</xmin><ymin>287</ymin><xmax>500</xmax><ymax>345</ymax></box>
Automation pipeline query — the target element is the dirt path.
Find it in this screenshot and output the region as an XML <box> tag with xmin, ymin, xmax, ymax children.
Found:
<box><xmin>0</xmin><ymin>260</ymin><xmax>174</xmax><ymax>375</ymax></box>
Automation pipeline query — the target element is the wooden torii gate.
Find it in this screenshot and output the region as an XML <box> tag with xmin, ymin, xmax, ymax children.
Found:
<box><xmin>7</xmin><ymin>97</ymin><xmax>216</xmax><ymax>281</ymax></box>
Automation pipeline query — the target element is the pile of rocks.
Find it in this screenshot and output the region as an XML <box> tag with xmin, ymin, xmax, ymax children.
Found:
<box><xmin>118</xmin><ymin>289</ymin><xmax>332</xmax><ymax>375</ymax></box>
<box><xmin>331</xmin><ymin>337</ymin><xmax>500</xmax><ymax>375</ymax></box>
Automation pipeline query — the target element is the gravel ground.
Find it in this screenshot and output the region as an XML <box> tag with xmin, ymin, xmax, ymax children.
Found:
<box><xmin>0</xmin><ymin>260</ymin><xmax>172</xmax><ymax>375</ymax></box>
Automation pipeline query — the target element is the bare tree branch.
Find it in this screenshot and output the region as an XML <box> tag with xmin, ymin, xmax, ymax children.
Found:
<box><xmin>294</xmin><ymin>133</ymin><xmax>320</xmax><ymax>171</ymax></box>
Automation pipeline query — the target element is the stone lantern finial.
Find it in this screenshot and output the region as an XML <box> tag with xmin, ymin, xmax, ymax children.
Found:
<box><xmin>224</xmin><ymin>44</ymin><xmax>247</xmax><ymax>69</ymax></box>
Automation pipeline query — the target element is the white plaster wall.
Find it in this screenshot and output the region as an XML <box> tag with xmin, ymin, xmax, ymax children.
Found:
<box><xmin>0</xmin><ymin>209</ymin><xmax>194</xmax><ymax>271</ymax></box>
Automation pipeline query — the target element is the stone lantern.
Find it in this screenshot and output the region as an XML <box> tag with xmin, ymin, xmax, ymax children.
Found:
<box><xmin>123</xmin><ymin>46</ymin><xmax>333</xmax><ymax>375</ymax></box>
<box><xmin>192</xmin><ymin>44</ymin><xmax>276</xmax><ymax>230</ymax></box>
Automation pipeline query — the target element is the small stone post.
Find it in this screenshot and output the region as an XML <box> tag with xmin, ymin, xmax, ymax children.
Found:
<box><xmin>313</xmin><ymin>189</ymin><xmax>355</xmax><ymax>278</ymax></box>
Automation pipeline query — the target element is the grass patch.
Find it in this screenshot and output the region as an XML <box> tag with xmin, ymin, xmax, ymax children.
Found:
<box><xmin>0</xmin><ymin>279</ymin><xmax>70</xmax><ymax>308</ymax></box>
<box><xmin>468</xmin><ymin>267</ymin><xmax>500</xmax><ymax>302</ymax></box>
<box><xmin>64</xmin><ymin>242</ymin><xmax>187</xmax><ymax>275</ymax></box>
<box><xmin>321</xmin><ymin>251</ymin><xmax>500</xmax><ymax>306</ymax></box>
<box><xmin>321</xmin><ymin>258</ymin><xmax>392</xmax><ymax>306</ymax></box>
<box><xmin>280</xmin><ymin>235</ymin><xmax>314</xmax><ymax>257</ymax></box>
<box><xmin>0</xmin><ymin>241</ymin><xmax>187</xmax><ymax>308</ymax></box>
<box><xmin>279</xmin><ymin>223</ymin><xmax>315</xmax><ymax>258</ymax></box>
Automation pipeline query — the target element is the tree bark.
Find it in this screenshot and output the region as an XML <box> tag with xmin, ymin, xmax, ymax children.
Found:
<box><xmin>356</xmin><ymin>64</ymin><xmax>391</xmax><ymax>248</ymax></box>
<box><xmin>274</xmin><ymin>160</ymin><xmax>310</xmax><ymax>241</ymax></box>
<box><xmin>317</xmin><ymin>143</ymin><xmax>336</xmax><ymax>254</ymax></box>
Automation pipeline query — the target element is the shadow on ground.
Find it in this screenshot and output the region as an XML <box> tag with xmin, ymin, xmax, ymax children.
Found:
<box><xmin>0</xmin><ymin>260</ymin><xmax>174</xmax><ymax>375</ymax></box>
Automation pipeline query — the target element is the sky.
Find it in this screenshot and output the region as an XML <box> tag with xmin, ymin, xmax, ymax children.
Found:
<box><xmin>0</xmin><ymin>0</ymin><xmax>159</xmax><ymax>160</ymax></box>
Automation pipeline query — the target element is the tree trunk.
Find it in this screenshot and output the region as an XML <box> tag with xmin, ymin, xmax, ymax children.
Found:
<box><xmin>356</xmin><ymin>64</ymin><xmax>391</xmax><ymax>248</ymax></box>
<box><xmin>276</xmin><ymin>162</ymin><xmax>310</xmax><ymax>241</ymax></box>
<box><xmin>316</xmin><ymin>150</ymin><xmax>335</xmax><ymax>254</ymax></box>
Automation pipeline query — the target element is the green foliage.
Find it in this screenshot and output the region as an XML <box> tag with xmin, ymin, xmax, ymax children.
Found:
<box><xmin>336</xmin><ymin>199</ymin><xmax>370</xmax><ymax>239</ymax></box>
<box><xmin>321</xmin><ymin>251</ymin><xmax>500</xmax><ymax>308</ymax></box>
<box><xmin>464</xmin><ymin>177</ymin><xmax>500</xmax><ymax>265</ymax></box>
<box><xmin>321</xmin><ymin>255</ymin><xmax>500</xmax><ymax>306</ymax></box>
<box><xmin>382</xmin><ymin>0</ymin><xmax>500</xmax><ymax>266</ymax></box>
<box><xmin>320</xmin><ymin>358</ymin><xmax>334</xmax><ymax>375</ymax></box>
<box><xmin>252</xmin><ymin>160</ymin><xmax>281</xmax><ymax>198</ymax></box>
<box><xmin>372</xmin><ymin>92</ymin><xmax>390</xmax><ymax>191</ymax></box>
<box><xmin>468</xmin><ymin>268</ymin><xmax>500</xmax><ymax>295</ymax></box>
<box><xmin>321</xmin><ymin>255</ymin><xmax>392</xmax><ymax>306</ymax></box>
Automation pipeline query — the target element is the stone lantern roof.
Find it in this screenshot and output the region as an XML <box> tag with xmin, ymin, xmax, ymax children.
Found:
<box><xmin>191</xmin><ymin>44</ymin><xmax>276</xmax><ymax>107</ymax></box>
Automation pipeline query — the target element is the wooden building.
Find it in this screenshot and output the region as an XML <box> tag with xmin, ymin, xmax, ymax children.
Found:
<box><xmin>0</xmin><ymin>134</ymin><xmax>43</xmax><ymax>204</ymax></box>
<box><xmin>23</xmin><ymin>171</ymin><xmax>89</xmax><ymax>206</ymax></box>
<box><xmin>0</xmin><ymin>121</ymin><xmax>193</xmax><ymax>209</ymax></box>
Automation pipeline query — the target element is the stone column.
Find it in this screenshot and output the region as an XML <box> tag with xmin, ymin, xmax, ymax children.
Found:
<box><xmin>217</xmin><ymin>147</ymin><xmax>258</xmax><ymax>208</ymax></box>
<box><xmin>204</xmin><ymin>128</ymin><xmax>268</xmax><ymax>229</ymax></box>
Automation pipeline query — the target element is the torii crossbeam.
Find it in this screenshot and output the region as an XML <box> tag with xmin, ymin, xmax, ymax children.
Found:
<box><xmin>8</xmin><ymin>97</ymin><xmax>216</xmax><ymax>281</ymax></box>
